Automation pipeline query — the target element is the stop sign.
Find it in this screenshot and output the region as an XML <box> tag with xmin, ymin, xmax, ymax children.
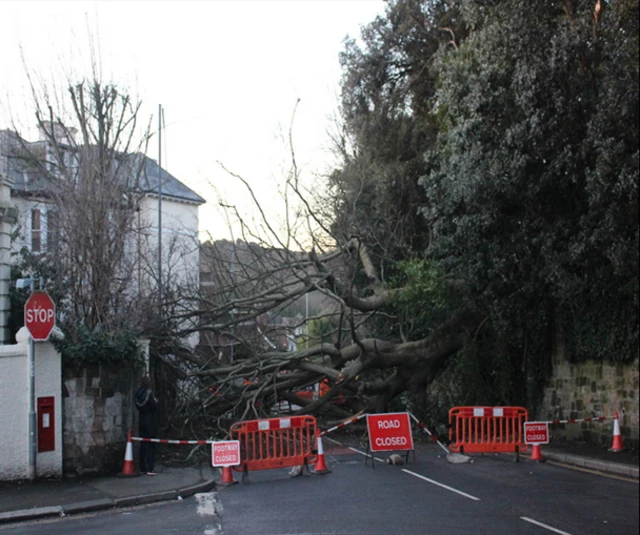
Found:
<box><xmin>24</xmin><ymin>291</ymin><xmax>56</xmax><ymax>341</ymax></box>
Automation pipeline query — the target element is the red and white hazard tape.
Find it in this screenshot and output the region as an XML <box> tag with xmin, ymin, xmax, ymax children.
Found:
<box><xmin>544</xmin><ymin>416</ymin><xmax>610</xmax><ymax>425</ymax></box>
<box><xmin>131</xmin><ymin>437</ymin><xmax>214</xmax><ymax>445</ymax></box>
<box><xmin>319</xmin><ymin>413</ymin><xmax>367</xmax><ymax>436</ymax></box>
<box><xmin>408</xmin><ymin>412</ymin><xmax>450</xmax><ymax>454</ymax></box>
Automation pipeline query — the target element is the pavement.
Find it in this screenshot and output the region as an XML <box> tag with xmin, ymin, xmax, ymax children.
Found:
<box><xmin>0</xmin><ymin>441</ymin><xmax>637</xmax><ymax>527</ymax></box>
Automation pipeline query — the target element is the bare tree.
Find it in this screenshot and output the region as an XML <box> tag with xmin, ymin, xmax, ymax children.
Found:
<box><xmin>8</xmin><ymin>75</ymin><xmax>154</xmax><ymax>336</ymax></box>
<box><xmin>151</xmin><ymin>115</ymin><xmax>478</xmax><ymax>441</ymax></box>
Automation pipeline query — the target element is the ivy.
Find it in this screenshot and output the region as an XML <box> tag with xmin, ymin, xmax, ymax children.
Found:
<box><xmin>52</xmin><ymin>325</ymin><xmax>143</xmax><ymax>369</ymax></box>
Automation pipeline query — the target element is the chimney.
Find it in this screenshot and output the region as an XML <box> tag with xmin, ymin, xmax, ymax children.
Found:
<box><xmin>38</xmin><ymin>121</ymin><xmax>77</xmax><ymax>145</ymax></box>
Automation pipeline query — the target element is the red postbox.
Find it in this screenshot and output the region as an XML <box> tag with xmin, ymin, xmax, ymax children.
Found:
<box><xmin>37</xmin><ymin>396</ymin><xmax>55</xmax><ymax>453</ymax></box>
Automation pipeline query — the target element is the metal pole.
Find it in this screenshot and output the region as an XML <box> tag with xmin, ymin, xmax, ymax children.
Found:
<box><xmin>157</xmin><ymin>104</ymin><xmax>163</xmax><ymax>303</ymax></box>
<box><xmin>27</xmin><ymin>279</ymin><xmax>36</xmax><ymax>482</ymax></box>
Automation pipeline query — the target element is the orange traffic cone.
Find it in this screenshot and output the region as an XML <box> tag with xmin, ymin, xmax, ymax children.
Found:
<box><xmin>312</xmin><ymin>436</ymin><xmax>331</xmax><ymax>475</ymax></box>
<box><xmin>120</xmin><ymin>430</ymin><xmax>136</xmax><ymax>476</ymax></box>
<box><xmin>609</xmin><ymin>411</ymin><xmax>624</xmax><ymax>452</ymax></box>
<box><xmin>218</xmin><ymin>465</ymin><xmax>238</xmax><ymax>486</ymax></box>
<box><xmin>530</xmin><ymin>443</ymin><xmax>544</xmax><ymax>462</ymax></box>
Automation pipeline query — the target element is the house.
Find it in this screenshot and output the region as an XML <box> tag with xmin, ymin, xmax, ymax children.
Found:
<box><xmin>0</xmin><ymin>124</ymin><xmax>208</xmax><ymax>478</ymax></box>
<box><xmin>0</xmin><ymin>125</ymin><xmax>206</xmax><ymax>343</ymax></box>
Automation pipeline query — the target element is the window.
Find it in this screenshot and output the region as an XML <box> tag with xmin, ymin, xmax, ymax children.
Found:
<box><xmin>31</xmin><ymin>209</ymin><xmax>41</xmax><ymax>252</ymax></box>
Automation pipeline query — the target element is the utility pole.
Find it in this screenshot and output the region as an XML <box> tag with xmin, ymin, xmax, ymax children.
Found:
<box><xmin>157</xmin><ymin>104</ymin><xmax>163</xmax><ymax>304</ymax></box>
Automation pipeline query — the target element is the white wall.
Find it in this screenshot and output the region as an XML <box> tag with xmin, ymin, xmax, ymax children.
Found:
<box><xmin>0</xmin><ymin>327</ymin><xmax>62</xmax><ymax>480</ymax></box>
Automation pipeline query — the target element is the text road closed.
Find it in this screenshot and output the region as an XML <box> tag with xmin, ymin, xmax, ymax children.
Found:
<box><xmin>212</xmin><ymin>440</ymin><xmax>241</xmax><ymax>467</ymax></box>
<box><xmin>367</xmin><ymin>412</ymin><xmax>414</xmax><ymax>452</ymax></box>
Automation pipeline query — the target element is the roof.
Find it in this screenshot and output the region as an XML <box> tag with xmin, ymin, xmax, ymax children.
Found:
<box><xmin>1</xmin><ymin>129</ymin><xmax>205</xmax><ymax>206</ymax></box>
<box><xmin>137</xmin><ymin>154</ymin><xmax>206</xmax><ymax>205</ymax></box>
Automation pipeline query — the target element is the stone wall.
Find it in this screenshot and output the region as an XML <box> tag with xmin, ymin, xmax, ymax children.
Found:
<box><xmin>62</xmin><ymin>364</ymin><xmax>136</xmax><ymax>477</ymax></box>
<box><xmin>537</xmin><ymin>332</ymin><xmax>639</xmax><ymax>450</ymax></box>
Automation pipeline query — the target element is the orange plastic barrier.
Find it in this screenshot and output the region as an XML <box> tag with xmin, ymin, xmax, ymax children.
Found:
<box><xmin>448</xmin><ymin>406</ymin><xmax>530</xmax><ymax>454</ymax></box>
<box><xmin>230</xmin><ymin>416</ymin><xmax>317</xmax><ymax>479</ymax></box>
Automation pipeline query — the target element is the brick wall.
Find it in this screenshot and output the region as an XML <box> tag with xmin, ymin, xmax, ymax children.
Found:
<box><xmin>537</xmin><ymin>332</ymin><xmax>639</xmax><ymax>450</ymax></box>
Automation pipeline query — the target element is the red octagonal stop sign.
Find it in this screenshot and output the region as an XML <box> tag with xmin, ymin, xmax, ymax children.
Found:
<box><xmin>24</xmin><ymin>291</ymin><xmax>56</xmax><ymax>341</ymax></box>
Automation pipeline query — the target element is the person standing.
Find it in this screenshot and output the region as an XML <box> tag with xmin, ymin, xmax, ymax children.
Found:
<box><xmin>135</xmin><ymin>376</ymin><xmax>158</xmax><ymax>475</ymax></box>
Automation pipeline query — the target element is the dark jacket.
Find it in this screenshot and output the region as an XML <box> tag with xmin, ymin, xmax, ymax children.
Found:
<box><xmin>135</xmin><ymin>387</ymin><xmax>158</xmax><ymax>437</ymax></box>
<box><xmin>135</xmin><ymin>387</ymin><xmax>158</xmax><ymax>414</ymax></box>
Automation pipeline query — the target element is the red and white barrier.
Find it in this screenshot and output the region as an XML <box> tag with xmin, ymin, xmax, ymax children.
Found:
<box><xmin>409</xmin><ymin>412</ymin><xmax>450</xmax><ymax>455</ymax></box>
<box><xmin>319</xmin><ymin>413</ymin><xmax>366</xmax><ymax>436</ymax></box>
<box><xmin>131</xmin><ymin>437</ymin><xmax>214</xmax><ymax>445</ymax></box>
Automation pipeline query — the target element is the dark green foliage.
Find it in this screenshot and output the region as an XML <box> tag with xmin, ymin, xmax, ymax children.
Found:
<box><xmin>52</xmin><ymin>325</ymin><xmax>142</xmax><ymax>369</ymax></box>
<box><xmin>332</xmin><ymin>0</ymin><xmax>637</xmax><ymax>411</ymax></box>
<box><xmin>423</xmin><ymin>0</ymin><xmax>638</xmax><ymax>364</ymax></box>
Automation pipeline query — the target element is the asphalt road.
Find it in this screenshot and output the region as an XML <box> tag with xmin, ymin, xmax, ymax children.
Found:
<box><xmin>1</xmin><ymin>445</ymin><xmax>638</xmax><ymax>535</ymax></box>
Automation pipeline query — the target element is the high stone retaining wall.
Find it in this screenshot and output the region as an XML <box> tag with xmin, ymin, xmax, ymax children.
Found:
<box><xmin>537</xmin><ymin>332</ymin><xmax>639</xmax><ymax>450</ymax></box>
<box><xmin>62</xmin><ymin>364</ymin><xmax>136</xmax><ymax>476</ymax></box>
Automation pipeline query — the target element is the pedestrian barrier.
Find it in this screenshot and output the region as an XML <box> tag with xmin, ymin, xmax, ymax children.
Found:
<box><xmin>230</xmin><ymin>416</ymin><xmax>318</xmax><ymax>481</ymax></box>
<box><xmin>449</xmin><ymin>406</ymin><xmax>530</xmax><ymax>454</ymax></box>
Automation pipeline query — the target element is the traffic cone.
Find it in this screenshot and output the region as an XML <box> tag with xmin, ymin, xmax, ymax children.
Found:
<box><xmin>609</xmin><ymin>411</ymin><xmax>624</xmax><ymax>452</ymax></box>
<box><xmin>120</xmin><ymin>430</ymin><xmax>136</xmax><ymax>476</ymax></box>
<box><xmin>312</xmin><ymin>436</ymin><xmax>331</xmax><ymax>475</ymax></box>
<box><xmin>530</xmin><ymin>443</ymin><xmax>544</xmax><ymax>462</ymax></box>
<box><xmin>218</xmin><ymin>465</ymin><xmax>238</xmax><ymax>486</ymax></box>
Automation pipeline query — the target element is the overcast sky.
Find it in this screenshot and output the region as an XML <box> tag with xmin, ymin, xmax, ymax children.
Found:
<box><xmin>0</xmin><ymin>0</ymin><xmax>385</xmax><ymax>241</ymax></box>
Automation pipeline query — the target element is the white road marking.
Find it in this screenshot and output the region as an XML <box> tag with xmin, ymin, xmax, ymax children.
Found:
<box><xmin>521</xmin><ymin>517</ymin><xmax>574</xmax><ymax>535</ymax></box>
<box><xmin>402</xmin><ymin>469</ymin><xmax>481</xmax><ymax>501</ymax></box>
<box><xmin>346</xmin><ymin>445</ymin><xmax>480</xmax><ymax>501</ymax></box>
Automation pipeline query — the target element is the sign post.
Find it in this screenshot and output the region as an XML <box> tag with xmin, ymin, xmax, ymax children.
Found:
<box><xmin>22</xmin><ymin>285</ymin><xmax>56</xmax><ymax>481</ymax></box>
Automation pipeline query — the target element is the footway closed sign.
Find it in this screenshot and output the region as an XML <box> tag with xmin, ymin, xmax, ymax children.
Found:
<box><xmin>367</xmin><ymin>412</ymin><xmax>414</xmax><ymax>452</ymax></box>
<box><xmin>212</xmin><ymin>440</ymin><xmax>241</xmax><ymax>467</ymax></box>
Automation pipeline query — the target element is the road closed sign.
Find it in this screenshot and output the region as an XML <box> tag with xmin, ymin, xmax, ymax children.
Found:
<box><xmin>524</xmin><ymin>421</ymin><xmax>550</xmax><ymax>445</ymax></box>
<box><xmin>367</xmin><ymin>412</ymin><xmax>414</xmax><ymax>452</ymax></box>
<box><xmin>212</xmin><ymin>440</ymin><xmax>241</xmax><ymax>467</ymax></box>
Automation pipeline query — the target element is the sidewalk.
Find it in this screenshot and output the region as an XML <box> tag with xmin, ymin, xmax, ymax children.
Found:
<box><xmin>0</xmin><ymin>442</ymin><xmax>637</xmax><ymax>526</ymax></box>
<box><xmin>0</xmin><ymin>463</ymin><xmax>216</xmax><ymax>525</ymax></box>
<box><xmin>537</xmin><ymin>442</ymin><xmax>639</xmax><ymax>479</ymax></box>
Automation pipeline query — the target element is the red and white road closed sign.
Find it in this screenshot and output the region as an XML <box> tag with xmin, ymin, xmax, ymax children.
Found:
<box><xmin>211</xmin><ymin>440</ymin><xmax>241</xmax><ymax>467</ymax></box>
<box><xmin>367</xmin><ymin>412</ymin><xmax>414</xmax><ymax>452</ymax></box>
<box><xmin>524</xmin><ymin>421</ymin><xmax>550</xmax><ymax>445</ymax></box>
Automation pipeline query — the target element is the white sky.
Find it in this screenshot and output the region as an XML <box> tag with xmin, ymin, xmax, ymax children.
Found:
<box><xmin>0</xmin><ymin>0</ymin><xmax>385</xmax><ymax>241</ymax></box>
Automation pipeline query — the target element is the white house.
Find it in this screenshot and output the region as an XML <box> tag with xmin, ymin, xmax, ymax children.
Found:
<box><xmin>0</xmin><ymin>125</ymin><xmax>206</xmax><ymax>343</ymax></box>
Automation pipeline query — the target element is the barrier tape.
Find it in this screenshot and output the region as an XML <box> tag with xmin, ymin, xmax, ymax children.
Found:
<box><xmin>319</xmin><ymin>413</ymin><xmax>367</xmax><ymax>436</ymax></box>
<box><xmin>544</xmin><ymin>416</ymin><xmax>610</xmax><ymax>425</ymax></box>
<box><xmin>408</xmin><ymin>412</ymin><xmax>450</xmax><ymax>454</ymax></box>
<box><xmin>131</xmin><ymin>437</ymin><xmax>214</xmax><ymax>445</ymax></box>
